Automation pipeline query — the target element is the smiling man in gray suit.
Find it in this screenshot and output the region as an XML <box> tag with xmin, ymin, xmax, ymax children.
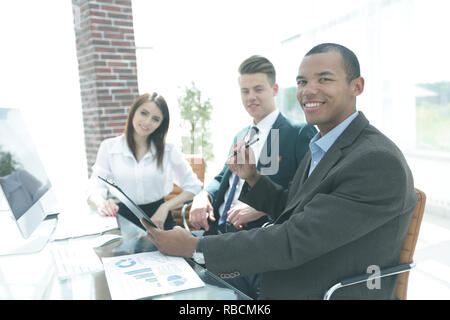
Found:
<box><xmin>142</xmin><ymin>43</ymin><xmax>417</xmax><ymax>300</ymax></box>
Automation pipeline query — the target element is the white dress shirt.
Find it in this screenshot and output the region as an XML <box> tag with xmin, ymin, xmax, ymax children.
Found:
<box><xmin>218</xmin><ymin>109</ymin><xmax>280</xmax><ymax>217</ymax></box>
<box><xmin>88</xmin><ymin>135</ymin><xmax>202</xmax><ymax>205</ymax></box>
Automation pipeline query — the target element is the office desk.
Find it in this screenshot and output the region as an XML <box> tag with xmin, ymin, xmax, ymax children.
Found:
<box><xmin>0</xmin><ymin>215</ymin><xmax>251</xmax><ymax>300</ymax></box>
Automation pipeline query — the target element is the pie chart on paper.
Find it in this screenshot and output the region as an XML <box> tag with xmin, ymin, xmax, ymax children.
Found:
<box><xmin>167</xmin><ymin>275</ymin><xmax>187</xmax><ymax>286</ymax></box>
<box><xmin>115</xmin><ymin>258</ymin><xmax>137</xmax><ymax>268</ymax></box>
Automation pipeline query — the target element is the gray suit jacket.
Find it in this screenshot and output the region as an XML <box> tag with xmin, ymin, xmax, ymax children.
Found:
<box><xmin>202</xmin><ymin>112</ymin><xmax>416</xmax><ymax>299</ymax></box>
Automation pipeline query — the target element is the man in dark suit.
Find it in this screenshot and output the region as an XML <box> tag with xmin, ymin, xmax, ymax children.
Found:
<box><xmin>142</xmin><ymin>43</ymin><xmax>417</xmax><ymax>299</ymax></box>
<box><xmin>189</xmin><ymin>55</ymin><xmax>316</xmax><ymax>234</ymax></box>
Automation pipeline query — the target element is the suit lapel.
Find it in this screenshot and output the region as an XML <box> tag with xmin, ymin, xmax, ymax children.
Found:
<box><xmin>278</xmin><ymin>112</ymin><xmax>370</xmax><ymax>218</ymax></box>
<box><xmin>282</xmin><ymin>148</ymin><xmax>343</xmax><ymax>215</ymax></box>
<box><xmin>257</xmin><ymin>113</ymin><xmax>285</xmax><ymax>170</ymax></box>
<box><xmin>238</xmin><ymin>126</ymin><xmax>251</xmax><ymax>142</ymax></box>
<box><xmin>290</xmin><ymin>151</ymin><xmax>311</xmax><ymax>193</ymax></box>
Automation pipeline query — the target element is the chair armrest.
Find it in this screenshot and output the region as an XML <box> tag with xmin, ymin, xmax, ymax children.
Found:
<box><xmin>181</xmin><ymin>201</ymin><xmax>193</xmax><ymax>232</ymax></box>
<box><xmin>323</xmin><ymin>262</ymin><xmax>416</xmax><ymax>300</ymax></box>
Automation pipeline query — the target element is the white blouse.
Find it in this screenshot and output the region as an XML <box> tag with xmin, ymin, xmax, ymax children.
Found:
<box><xmin>88</xmin><ymin>135</ymin><xmax>202</xmax><ymax>205</ymax></box>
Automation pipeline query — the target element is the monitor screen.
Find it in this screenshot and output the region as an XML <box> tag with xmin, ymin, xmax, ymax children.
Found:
<box><xmin>0</xmin><ymin>108</ymin><xmax>51</xmax><ymax>238</ymax></box>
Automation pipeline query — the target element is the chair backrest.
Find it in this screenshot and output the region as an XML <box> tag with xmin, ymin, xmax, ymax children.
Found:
<box><xmin>164</xmin><ymin>156</ymin><xmax>205</xmax><ymax>201</ymax></box>
<box><xmin>186</xmin><ymin>157</ymin><xmax>205</xmax><ymax>187</ymax></box>
<box><xmin>164</xmin><ymin>156</ymin><xmax>205</xmax><ymax>227</ymax></box>
<box><xmin>395</xmin><ymin>188</ymin><xmax>426</xmax><ymax>300</ymax></box>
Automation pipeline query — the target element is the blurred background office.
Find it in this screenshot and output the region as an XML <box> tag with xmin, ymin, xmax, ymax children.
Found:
<box><xmin>0</xmin><ymin>0</ymin><xmax>449</xmax><ymax>298</ymax></box>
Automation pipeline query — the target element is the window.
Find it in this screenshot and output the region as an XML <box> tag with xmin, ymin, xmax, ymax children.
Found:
<box><xmin>416</xmin><ymin>82</ymin><xmax>450</xmax><ymax>152</ymax></box>
<box><xmin>278</xmin><ymin>0</ymin><xmax>450</xmax><ymax>221</ymax></box>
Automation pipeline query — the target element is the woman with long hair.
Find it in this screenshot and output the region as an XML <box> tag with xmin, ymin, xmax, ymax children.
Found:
<box><xmin>87</xmin><ymin>92</ymin><xmax>202</xmax><ymax>230</ymax></box>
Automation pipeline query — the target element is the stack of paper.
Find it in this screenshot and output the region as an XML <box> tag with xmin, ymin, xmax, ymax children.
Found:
<box><xmin>52</xmin><ymin>213</ymin><xmax>118</xmax><ymax>240</ymax></box>
<box><xmin>102</xmin><ymin>251</ymin><xmax>205</xmax><ymax>300</ymax></box>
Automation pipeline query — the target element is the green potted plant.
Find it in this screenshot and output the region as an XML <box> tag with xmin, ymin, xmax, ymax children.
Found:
<box><xmin>178</xmin><ymin>82</ymin><xmax>214</xmax><ymax>164</ymax></box>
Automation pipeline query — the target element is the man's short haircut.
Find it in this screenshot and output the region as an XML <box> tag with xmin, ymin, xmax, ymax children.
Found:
<box><xmin>305</xmin><ymin>43</ymin><xmax>360</xmax><ymax>83</ymax></box>
<box><xmin>239</xmin><ymin>55</ymin><xmax>276</xmax><ymax>86</ymax></box>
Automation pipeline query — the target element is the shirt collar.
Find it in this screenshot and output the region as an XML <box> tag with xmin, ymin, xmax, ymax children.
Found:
<box><xmin>310</xmin><ymin>111</ymin><xmax>359</xmax><ymax>153</ymax></box>
<box><xmin>251</xmin><ymin>109</ymin><xmax>279</xmax><ymax>134</ymax></box>
<box><xmin>109</xmin><ymin>135</ymin><xmax>136</xmax><ymax>159</ymax></box>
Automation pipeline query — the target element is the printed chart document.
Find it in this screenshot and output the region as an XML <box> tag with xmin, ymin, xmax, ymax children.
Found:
<box><xmin>102</xmin><ymin>251</ymin><xmax>205</xmax><ymax>300</ymax></box>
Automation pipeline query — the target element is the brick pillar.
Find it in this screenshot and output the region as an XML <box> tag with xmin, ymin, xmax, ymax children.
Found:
<box><xmin>72</xmin><ymin>0</ymin><xmax>139</xmax><ymax>174</ymax></box>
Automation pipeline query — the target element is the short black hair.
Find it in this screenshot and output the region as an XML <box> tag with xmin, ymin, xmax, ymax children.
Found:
<box><xmin>239</xmin><ymin>55</ymin><xmax>276</xmax><ymax>86</ymax></box>
<box><xmin>305</xmin><ymin>43</ymin><xmax>360</xmax><ymax>83</ymax></box>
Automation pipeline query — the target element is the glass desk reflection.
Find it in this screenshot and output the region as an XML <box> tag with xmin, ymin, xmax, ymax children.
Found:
<box><xmin>98</xmin><ymin>215</ymin><xmax>251</xmax><ymax>300</ymax></box>
<box><xmin>0</xmin><ymin>214</ymin><xmax>252</xmax><ymax>300</ymax></box>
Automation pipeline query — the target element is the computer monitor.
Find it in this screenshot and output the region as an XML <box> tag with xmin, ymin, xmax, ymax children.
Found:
<box><xmin>0</xmin><ymin>107</ymin><xmax>53</xmax><ymax>239</ymax></box>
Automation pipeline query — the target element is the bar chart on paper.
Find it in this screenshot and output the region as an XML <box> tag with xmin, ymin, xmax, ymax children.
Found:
<box><xmin>102</xmin><ymin>251</ymin><xmax>204</xmax><ymax>300</ymax></box>
<box><xmin>122</xmin><ymin>265</ymin><xmax>161</xmax><ymax>285</ymax></box>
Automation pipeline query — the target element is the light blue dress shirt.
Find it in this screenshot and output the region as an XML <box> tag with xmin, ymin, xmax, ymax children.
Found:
<box><xmin>308</xmin><ymin>111</ymin><xmax>359</xmax><ymax>177</ymax></box>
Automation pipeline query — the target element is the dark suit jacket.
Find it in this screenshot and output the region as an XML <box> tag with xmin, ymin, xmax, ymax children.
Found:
<box><xmin>202</xmin><ymin>112</ymin><xmax>416</xmax><ymax>299</ymax></box>
<box><xmin>205</xmin><ymin>112</ymin><xmax>316</xmax><ymax>231</ymax></box>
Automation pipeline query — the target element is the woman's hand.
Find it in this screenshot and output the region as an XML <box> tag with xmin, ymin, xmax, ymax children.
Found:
<box><xmin>151</xmin><ymin>203</ymin><xmax>170</xmax><ymax>229</ymax></box>
<box><xmin>97</xmin><ymin>198</ymin><xmax>118</xmax><ymax>217</ymax></box>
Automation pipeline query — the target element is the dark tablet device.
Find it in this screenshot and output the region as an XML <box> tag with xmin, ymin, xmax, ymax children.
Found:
<box><xmin>98</xmin><ymin>176</ymin><xmax>159</xmax><ymax>229</ymax></box>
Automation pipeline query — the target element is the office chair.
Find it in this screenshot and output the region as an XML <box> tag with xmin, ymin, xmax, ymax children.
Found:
<box><xmin>165</xmin><ymin>156</ymin><xmax>205</xmax><ymax>228</ymax></box>
<box><xmin>324</xmin><ymin>188</ymin><xmax>426</xmax><ymax>300</ymax></box>
<box><xmin>181</xmin><ymin>200</ymin><xmax>193</xmax><ymax>232</ymax></box>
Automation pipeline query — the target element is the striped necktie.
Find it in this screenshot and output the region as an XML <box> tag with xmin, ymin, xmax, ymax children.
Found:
<box><xmin>219</xmin><ymin>126</ymin><xmax>259</xmax><ymax>226</ymax></box>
